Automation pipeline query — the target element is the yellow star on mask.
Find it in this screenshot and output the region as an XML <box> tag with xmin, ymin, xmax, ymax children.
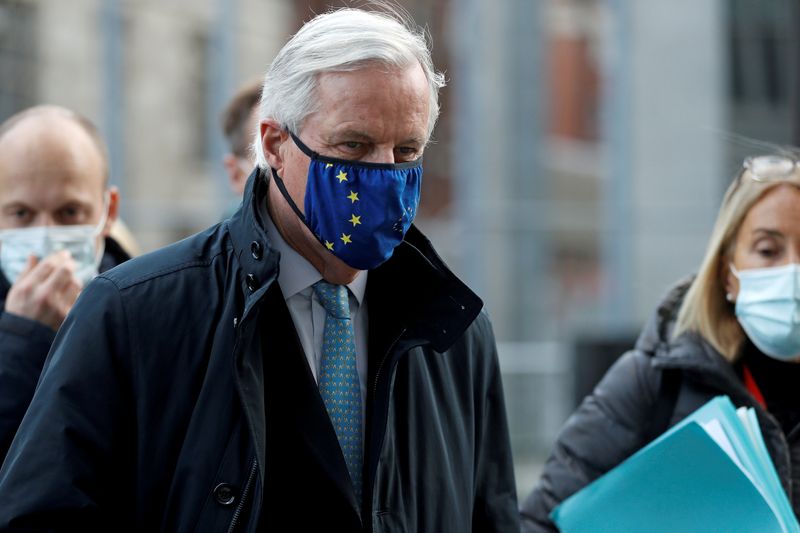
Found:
<box><xmin>336</xmin><ymin>171</ymin><xmax>348</xmax><ymax>183</ymax></box>
<box><xmin>349</xmin><ymin>214</ymin><xmax>362</xmax><ymax>227</ymax></box>
<box><xmin>324</xmin><ymin>240</ymin><xmax>334</xmax><ymax>250</ymax></box>
<box><xmin>340</xmin><ymin>233</ymin><xmax>352</xmax><ymax>245</ymax></box>
<box><xmin>347</xmin><ymin>190</ymin><xmax>359</xmax><ymax>203</ymax></box>
<box><xmin>325</xmin><ymin>163</ymin><xmax>334</xmax><ymax>169</ymax></box>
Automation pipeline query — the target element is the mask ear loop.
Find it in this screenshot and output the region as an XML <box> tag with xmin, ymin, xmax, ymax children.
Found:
<box><xmin>269</xmin><ymin>166</ymin><xmax>329</xmax><ymax>253</ymax></box>
<box><xmin>93</xmin><ymin>190</ymin><xmax>111</xmax><ymax>237</ymax></box>
<box><xmin>92</xmin><ymin>190</ymin><xmax>112</xmax><ymax>269</ymax></box>
<box><xmin>727</xmin><ymin>263</ymin><xmax>740</xmax><ymax>303</ymax></box>
<box><xmin>288</xmin><ymin>131</ymin><xmax>320</xmax><ymax>159</ymax></box>
<box><xmin>261</xmin><ymin>129</ymin><xmax>315</xmax><ymax>227</ymax></box>
<box><xmin>269</xmin><ymin>130</ymin><xmax>317</xmax><ymax>226</ymax></box>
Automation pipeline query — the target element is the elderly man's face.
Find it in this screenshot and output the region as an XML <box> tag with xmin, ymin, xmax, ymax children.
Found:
<box><xmin>0</xmin><ymin>117</ymin><xmax>114</xmax><ymax>239</ymax></box>
<box><xmin>263</xmin><ymin>62</ymin><xmax>430</xmax><ymax>283</ymax></box>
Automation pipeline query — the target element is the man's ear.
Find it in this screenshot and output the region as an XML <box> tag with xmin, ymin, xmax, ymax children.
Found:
<box><xmin>261</xmin><ymin>119</ymin><xmax>288</xmax><ymax>173</ymax></box>
<box><xmin>102</xmin><ymin>186</ymin><xmax>120</xmax><ymax>238</ymax></box>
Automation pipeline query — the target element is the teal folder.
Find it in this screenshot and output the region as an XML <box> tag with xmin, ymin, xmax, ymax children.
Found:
<box><xmin>551</xmin><ymin>396</ymin><xmax>799</xmax><ymax>533</ymax></box>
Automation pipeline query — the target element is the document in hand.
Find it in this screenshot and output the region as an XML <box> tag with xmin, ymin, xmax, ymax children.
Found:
<box><xmin>550</xmin><ymin>396</ymin><xmax>799</xmax><ymax>533</ymax></box>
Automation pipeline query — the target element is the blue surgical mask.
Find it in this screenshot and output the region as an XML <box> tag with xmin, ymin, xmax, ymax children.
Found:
<box><xmin>732</xmin><ymin>263</ymin><xmax>800</xmax><ymax>361</ymax></box>
<box><xmin>271</xmin><ymin>132</ymin><xmax>422</xmax><ymax>270</ymax></box>
<box><xmin>0</xmin><ymin>201</ymin><xmax>109</xmax><ymax>286</ymax></box>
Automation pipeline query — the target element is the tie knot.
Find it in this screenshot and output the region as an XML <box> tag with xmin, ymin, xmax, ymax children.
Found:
<box><xmin>313</xmin><ymin>281</ymin><xmax>351</xmax><ymax>319</ymax></box>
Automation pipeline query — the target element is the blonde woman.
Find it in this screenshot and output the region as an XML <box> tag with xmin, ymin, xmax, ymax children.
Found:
<box><xmin>521</xmin><ymin>154</ymin><xmax>800</xmax><ymax>531</ymax></box>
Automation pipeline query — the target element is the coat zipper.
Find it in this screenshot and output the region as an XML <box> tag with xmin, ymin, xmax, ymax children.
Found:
<box><xmin>227</xmin><ymin>459</ymin><xmax>258</xmax><ymax>533</ymax></box>
<box><xmin>227</xmin><ymin>286</ymin><xmax>269</xmax><ymax>533</ymax></box>
<box><xmin>366</xmin><ymin>329</ymin><xmax>407</xmax><ymax>517</ymax></box>
<box><xmin>372</xmin><ymin>329</ymin><xmax>407</xmax><ymax>399</ymax></box>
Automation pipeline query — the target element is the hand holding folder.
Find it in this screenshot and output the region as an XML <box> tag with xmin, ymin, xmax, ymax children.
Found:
<box><xmin>551</xmin><ymin>396</ymin><xmax>799</xmax><ymax>533</ymax></box>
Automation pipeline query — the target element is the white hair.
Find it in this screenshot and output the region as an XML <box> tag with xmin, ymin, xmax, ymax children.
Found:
<box><xmin>253</xmin><ymin>6</ymin><xmax>446</xmax><ymax>169</ymax></box>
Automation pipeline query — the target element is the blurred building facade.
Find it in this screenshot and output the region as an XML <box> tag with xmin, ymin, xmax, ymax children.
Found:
<box><xmin>443</xmin><ymin>0</ymin><xmax>800</xmax><ymax>492</ymax></box>
<box><xmin>0</xmin><ymin>0</ymin><xmax>291</xmax><ymax>250</ymax></box>
<box><xmin>2</xmin><ymin>0</ymin><xmax>800</xmax><ymax>497</ymax></box>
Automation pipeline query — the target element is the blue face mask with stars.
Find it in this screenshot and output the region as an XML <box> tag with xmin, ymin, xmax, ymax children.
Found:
<box><xmin>271</xmin><ymin>132</ymin><xmax>422</xmax><ymax>270</ymax></box>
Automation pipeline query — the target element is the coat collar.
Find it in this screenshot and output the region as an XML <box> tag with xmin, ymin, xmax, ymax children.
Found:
<box><xmin>229</xmin><ymin>167</ymin><xmax>484</xmax><ymax>353</ymax></box>
<box><xmin>636</xmin><ymin>277</ymin><xmax>759</xmax><ymax>404</ymax></box>
<box><xmin>368</xmin><ymin>225</ymin><xmax>483</xmax><ymax>352</ymax></box>
<box><xmin>227</xmin><ymin>168</ymin><xmax>281</xmax><ymax>318</ymax></box>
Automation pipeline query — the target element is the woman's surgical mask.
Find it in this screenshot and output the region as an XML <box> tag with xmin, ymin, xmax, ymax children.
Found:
<box><xmin>0</xmin><ymin>205</ymin><xmax>108</xmax><ymax>286</ymax></box>
<box><xmin>732</xmin><ymin>263</ymin><xmax>800</xmax><ymax>361</ymax></box>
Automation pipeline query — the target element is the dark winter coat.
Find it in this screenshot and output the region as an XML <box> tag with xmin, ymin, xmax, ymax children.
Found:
<box><xmin>0</xmin><ymin>237</ymin><xmax>130</xmax><ymax>462</ymax></box>
<box><xmin>520</xmin><ymin>279</ymin><xmax>800</xmax><ymax>532</ymax></box>
<box><xmin>0</xmin><ymin>170</ymin><xmax>519</xmax><ymax>533</ymax></box>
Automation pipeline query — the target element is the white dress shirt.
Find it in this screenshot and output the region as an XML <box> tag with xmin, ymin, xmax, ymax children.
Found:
<box><xmin>263</xmin><ymin>209</ymin><xmax>369</xmax><ymax>419</ymax></box>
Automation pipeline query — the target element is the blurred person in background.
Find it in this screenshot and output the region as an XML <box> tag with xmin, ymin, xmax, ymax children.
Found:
<box><xmin>221</xmin><ymin>80</ymin><xmax>261</xmax><ymax>197</ymax></box>
<box><xmin>0</xmin><ymin>105</ymin><xmax>129</xmax><ymax>461</ymax></box>
<box><xmin>520</xmin><ymin>153</ymin><xmax>800</xmax><ymax>530</ymax></box>
<box><xmin>108</xmin><ymin>218</ymin><xmax>141</xmax><ymax>257</ymax></box>
<box><xmin>0</xmin><ymin>7</ymin><xmax>519</xmax><ymax>532</ymax></box>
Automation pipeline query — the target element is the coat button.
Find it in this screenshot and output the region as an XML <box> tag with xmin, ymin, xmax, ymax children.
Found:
<box><xmin>250</xmin><ymin>240</ymin><xmax>263</xmax><ymax>260</ymax></box>
<box><xmin>213</xmin><ymin>483</ymin><xmax>237</xmax><ymax>506</ymax></box>
<box><xmin>246</xmin><ymin>273</ymin><xmax>258</xmax><ymax>292</ymax></box>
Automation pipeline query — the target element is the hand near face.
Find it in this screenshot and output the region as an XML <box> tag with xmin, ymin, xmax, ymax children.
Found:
<box><xmin>5</xmin><ymin>250</ymin><xmax>83</xmax><ymax>331</ymax></box>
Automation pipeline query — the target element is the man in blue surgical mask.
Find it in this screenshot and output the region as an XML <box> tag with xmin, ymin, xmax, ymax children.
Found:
<box><xmin>0</xmin><ymin>105</ymin><xmax>130</xmax><ymax>461</ymax></box>
<box><xmin>0</xmin><ymin>9</ymin><xmax>518</xmax><ymax>531</ymax></box>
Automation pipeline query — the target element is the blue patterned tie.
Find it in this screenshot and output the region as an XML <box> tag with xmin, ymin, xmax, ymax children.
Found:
<box><xmin>313</xmin><ymin>281</ymin><xmax>363</xmax><ymax>503</ymax></box>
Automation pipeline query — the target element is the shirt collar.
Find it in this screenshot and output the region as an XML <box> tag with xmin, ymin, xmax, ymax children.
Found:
<box><xmin>262</xmin><ymin>202</ymin><xmax>367</xmax><ymax>304</ymax></box>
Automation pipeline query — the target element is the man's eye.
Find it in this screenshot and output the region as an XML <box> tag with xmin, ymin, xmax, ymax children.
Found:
<box><xmin>10</xmin><ymin>208</ymin><xmax>32</xmax><ymax>223</ymax></box>
<box><xmin>57</xmin><ymin>206</ymin><xmax>84</xmax><ymax>224</ymax></box>
<box><xmin>395</xmin><ymin>147</ymin><xmax>420</xmax><ymax>162</ymax></box>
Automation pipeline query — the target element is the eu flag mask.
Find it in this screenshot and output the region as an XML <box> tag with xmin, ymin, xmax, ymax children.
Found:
<box><xmin>732</xmin><ymin>263</ymin><xmax>800</xmax><ymax>361</ymax></box>
<box><xmin>271</xmin><ymin>131</ymin><xmax>422</xmax><ymax>270</ymax></box>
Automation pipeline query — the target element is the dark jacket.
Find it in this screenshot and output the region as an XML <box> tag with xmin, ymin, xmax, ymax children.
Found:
<box><xmin>0</xmin><ymin>237</ymin><xmax>130</xmax><ymax>462</ymax></box>
<box><xmin>0</xmin><ymin>170</ymin><xmax>519</xmax><ymax>532</ymax></box>
<box><xmin>520</xmin><ymin>279</ymin><xmax>800</xmax><ymax>532</ymax></box>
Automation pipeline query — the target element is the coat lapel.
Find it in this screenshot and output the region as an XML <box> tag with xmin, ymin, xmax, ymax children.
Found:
<box><xmin>258</xmin><ymin>284</ymin><xmax>362</xmax><ymax>519</ymax></box>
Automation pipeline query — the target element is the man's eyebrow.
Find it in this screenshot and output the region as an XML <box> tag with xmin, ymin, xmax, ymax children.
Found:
<box><xmin>324</xmin><ymin>130</ymin><xmax>374</xmax><ymax>142</ymax></box>
<box><xmin>322</xmin><ymin>131</ymin><xmax>426</xmax><ymax>146</ymax></box>
<box><xmin>400</xmin><ymin>136</ymin><xmax>426</xmax><ymax>147</ymax></box>
<box><xmin>0</xmin><ymin>201</ymin><xmax>29</xmax><ymax>210</ymax></box>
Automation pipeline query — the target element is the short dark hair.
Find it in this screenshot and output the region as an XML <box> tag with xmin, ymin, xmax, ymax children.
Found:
<box><xmin>221</xmin><ymin>81</ymin><xmax>262</xmax><ymax>158</ymax></box>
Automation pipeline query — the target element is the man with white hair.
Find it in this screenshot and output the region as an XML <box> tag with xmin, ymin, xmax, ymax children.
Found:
<box><xmin>0</xmin><ymin>8</ymin><xmax>519</xmax><ymax>532</ymax></box>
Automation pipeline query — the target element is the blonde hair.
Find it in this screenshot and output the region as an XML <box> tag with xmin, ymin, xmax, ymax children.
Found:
<box><xmin>673</xmin><ymin>158</ymin><xmax>800</xmax><ymax>361</ymax></box>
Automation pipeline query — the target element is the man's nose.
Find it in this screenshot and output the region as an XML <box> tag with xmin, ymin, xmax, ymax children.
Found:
<box><xmin>363</xmin><ymin>146</ymin><xmax>397</xmax><ymax>165</ymax></box>
<box><xmin>31</xmin><ymin>215</ymin><xmax>56</xmax><ymax>227</ymax></box>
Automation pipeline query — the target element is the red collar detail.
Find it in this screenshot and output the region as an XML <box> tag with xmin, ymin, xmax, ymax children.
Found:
<box><xmin>743</xmin><ymin>365</ymin><xmax>767</xmax><ymax>408</ymax></box>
